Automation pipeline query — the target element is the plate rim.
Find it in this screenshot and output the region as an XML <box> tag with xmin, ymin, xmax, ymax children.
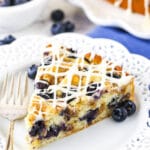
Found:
<box><xmin>0</xmin><ymin>33</ymin><xmax>149</xmax><ymax>150</ymax></box>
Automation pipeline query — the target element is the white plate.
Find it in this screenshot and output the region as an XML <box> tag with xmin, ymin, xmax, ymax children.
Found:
<box><xmin>69</xmin><ymin>0</ymin><xmax>150</xmax><ymax>39</ymax></box>
<box><xmin>0</xmin><ymin>33</ymin><xmax>149</xmax><ymax>150</ymax></box>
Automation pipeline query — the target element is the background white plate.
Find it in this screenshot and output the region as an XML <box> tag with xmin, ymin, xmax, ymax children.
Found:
<box><xmin>69</xmin><ymin>0</ymin><xmax>150</xmax><ymax>39</ymax></box>
<box><xmin>0</xmin><ymin>33</ymin><xmax>149</xmax><ymax>150</ymax></box>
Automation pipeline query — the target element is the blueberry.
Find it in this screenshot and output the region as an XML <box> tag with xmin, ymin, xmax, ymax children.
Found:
<box><xmin>112</xmin><ymin>107</ymin><xmax>127</xmax><ymax>122</ymax></box>
<box><xmin>43</xmin><ymin>56</ymin><xmax>52</xmax><ymax>65</ymax></box>
<box><xmin>38</xmin><ymin>92</ymin><xmax>54</xmax><ymax>99</ymax></box>
<box><xmin>51</xmin><ymin>9</ymin><xmax>65</xmax><ymax>22</ymax></box>
<box><xmin>35</xmin><ymin>80</ymin><xmax>49</xmax><ymax>89</ymax></box>
<box><xmin>0</xmin><ymin>0</ymin><xmax>31</xmax><ymax>6</ymax></box>
<box><xmin>112</xmin><ymin>72</ymin><xmax>121</xmax><ymax>79</ymax></box>
<box><xmin>29</xmin><ymin>120</ymin><xmax>45</xmax><ymax>137</ymax></box>
<box><xmin>50</xmin><ymin>125</ymin><xmax>60</xmax><ymax>136</ymax></box>
<box><xmin>51</xmin><ymin>22</ymin><xmax>65</xmax><ymax>35</ymax></box>
<box><xmin>86</xmin><ymin>83</ymin><xmax>101</xmax><ymax>96</ymax></box>
<box><xmin>0</xmin><ymin>40</ymin><xmax>5</xmax><ymax>45</ymax></box>
<box><xmin>67</xmin><ymin>48</ymin><xmax>77</xmax><ymax>54</ymax></box>
<box><xmin>14</xmin><ymin>0</ymin><xmax>31</xmax><ymax>5</ymax></box>
<box><xmin>83</xmin><ymin>67</ymin><xmax>88</xmax><ymax>71</ymax></box>
<box><xmin>67</xmin><ymin>97</ymin><xmax>76</xmax><ymax>103</ymax></box>
<box><xmin>27</xmin><ymin>64</ymin><xmax>38</xmax><ymax>80</ymax></box>
<box><xmin>3</xmin><ymin>35</ymin><xmax>16</xmax><ymax>44</ymax></box>
<box><xmin>106</xmin><ymin>73</ymin><xmax>111</xmax><ymax>77</ymax></box>
<box><xmin>106</xmin><ymin>72</ymin><xmax>121</xmax><ymax>79</ymax></box>
<box><xmin>0</xmin><ymin>0</ymin><xmax>12</xmax><ymax>6</ymax></box>
<box><xmin>45</xmin><ymin>125</ymin><xmax>60</xmax><ymax>138</ymax></box>
<box><xmin>70</xmin><ymin>87</ymin><xmax>77</xmax><ymax>92</ymax></box>
<box><xmin>48</xmin><ymin>93</ymin><xmax>54</xmax><ymax>99</ymax></box>
<box><xmin>84</xmin><ymin>57</ymin><xmax>91</xmax><ymax>64</ymax></box>
<box><xmin>148</xmin><ymin>84</ymin><xmax>150</xmax><ymax>91</ymax></box>
<box><xmin>93</xmin><ymin>90</ymin><xmax>101</xmax><ymax>100</ymax></box>
<box><xmin>80</xmin><ymin>108</ymin><xmax>98</xmax><ymax>124</ymax></box>
<box><xmin>0</xmin><ymin>35</ymin><xmax>16</xmax><ymax>45</ymax></box>
<box><xmin>38</xmin><ymin>93</ymin><xmax>50</xmax><ymax>99</ymax></box>
<box><xmin>86</xmin><ymin>83</ymin><xmax>97</xmax><ymax>96</ymax></box>
<box><xmin>43</xmin><ymin>51</ymin><xmax>49</xmax><ymax>56</ymax></box>
<box><xmin>60</xmin><ymin>107</ymin><xmax>71</xmax><ymax>121</ymax></box>
<box><xmin>45</xmin><ymin>129</ymin><xmax>53</xmax><ymax>138</ymax></box>
<box><xmin>59</xmin><ymin>123</ymin><xmax>67</xmax><ymax>131</ymax></box>
<box><xmin>108</xmin><ymin>98</ymin><xmax>119</xmax><ymax>109</ymax></box>
<box><xmin>67</xmin><ymin>55</ymin><xmax>77</xmax><ymax>59</ymax></box>
<box><xmin>122</xmin><ymin>100</ymin><xmax>136</xmax><ymax>116</ymax></box>
<box><xmin>63</xmin><ymin>21</ymin><xmax>75</xmax><ymax>32</ymax></box>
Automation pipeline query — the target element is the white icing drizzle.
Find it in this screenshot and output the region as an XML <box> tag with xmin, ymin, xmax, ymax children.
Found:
<box><xmin>30</xmin><ymin>96</ymin><xmax>48</xmax><ymax>122</ymax></box>
<box><xmin>144</xmin><ymin>0</ymin><xmax>150</xmax><ymax>18</ymax></box>
<box><xmin>33</xmin><ymin>43</ymin><xmax>133</xmax><ymax>112</ymax></box>
<box><xmin>126</xmin><ymin>0</ymin><xmax>132</xmax><ymax>14</ymax></box>
<box><xmin>114</xmin><ymin>0</ymin><xmax>123</xmax><ymax>7</ymax></box>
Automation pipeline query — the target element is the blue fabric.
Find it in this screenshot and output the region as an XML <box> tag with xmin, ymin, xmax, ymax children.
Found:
<box><xmin>88</xmin><ymin>26</ymin><xmax>150</xmax><ymax>59</ymax></box>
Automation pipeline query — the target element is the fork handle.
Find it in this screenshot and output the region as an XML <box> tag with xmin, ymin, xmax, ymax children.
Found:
<box><xmin>5</xmin><ymin>120</ymin><xmax>14</xmax><ymax>150</ymax></box>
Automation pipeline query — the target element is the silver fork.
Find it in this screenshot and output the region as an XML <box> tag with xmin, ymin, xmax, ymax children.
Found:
<box><xmin>0</xmin><ymin>72</ymin><xmax>30</xmax><ymax>150</ymax></box>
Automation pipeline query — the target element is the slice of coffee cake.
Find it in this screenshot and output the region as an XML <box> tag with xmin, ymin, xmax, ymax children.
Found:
<box><xmin>25</xmin><ymin>43</ymin><xmax>135</xmax><ymax>149</ymax></box>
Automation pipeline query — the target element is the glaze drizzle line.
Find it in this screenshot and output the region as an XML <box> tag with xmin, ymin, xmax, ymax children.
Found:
<box><xmin>33</xmin><ymin>43</ymin><xmax>133</xmax><ymax>109</ymax></box>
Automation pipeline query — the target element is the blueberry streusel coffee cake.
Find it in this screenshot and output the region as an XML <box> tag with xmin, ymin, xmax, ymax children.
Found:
<box><xmin>25</xmin><ymin>43</ymin><xmax>135</xmax><ymax>149</ymax></box>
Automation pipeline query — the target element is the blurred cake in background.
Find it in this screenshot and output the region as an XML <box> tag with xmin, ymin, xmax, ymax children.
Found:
<box><xmin>107</xmin><ymin>0</ymin><xmax>150</xmax><ymax>17</ymax></box>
